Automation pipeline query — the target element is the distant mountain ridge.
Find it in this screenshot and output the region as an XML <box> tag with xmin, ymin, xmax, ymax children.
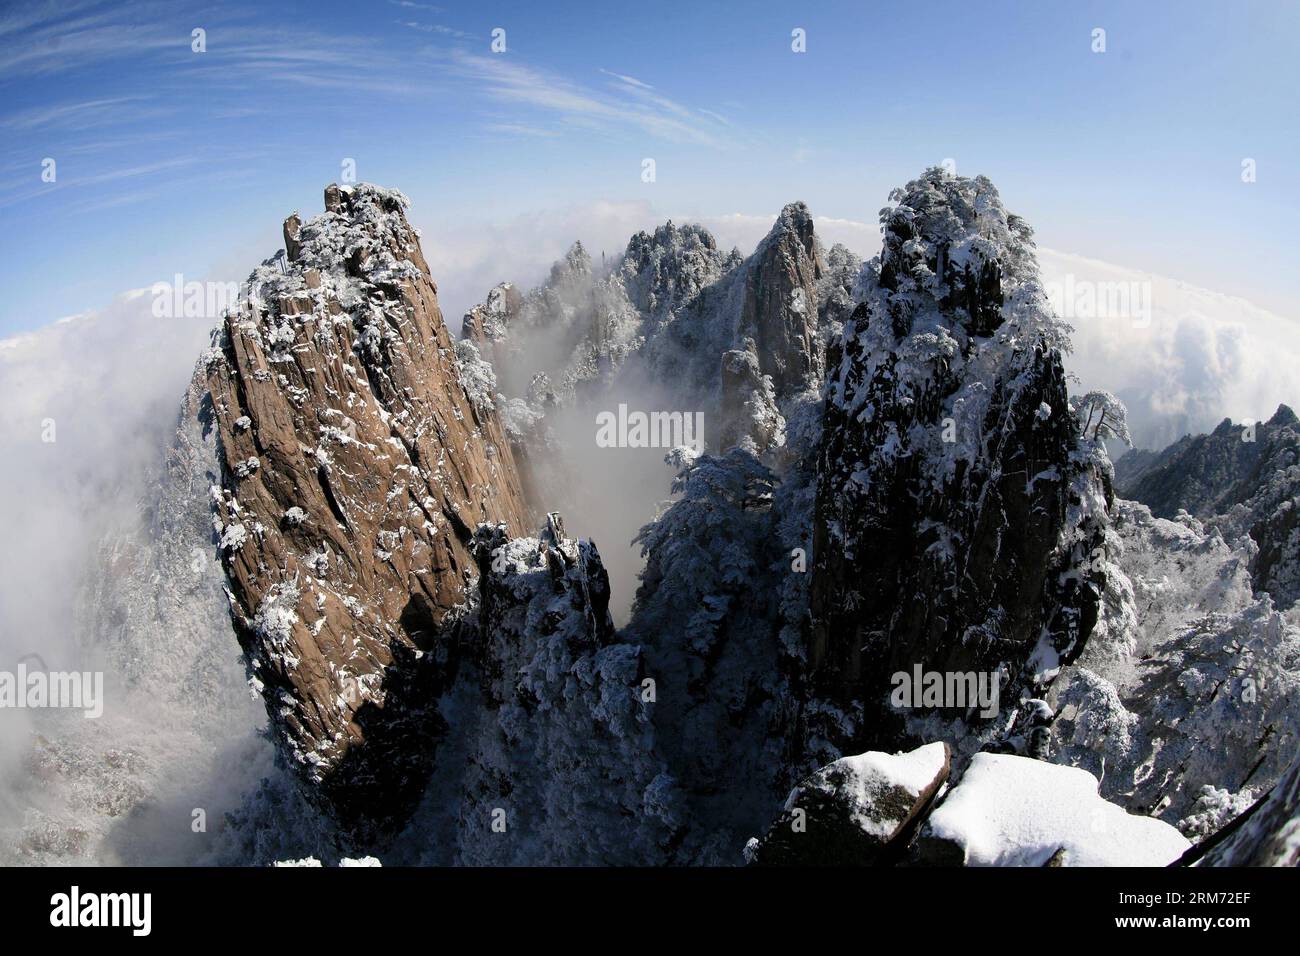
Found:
<box><xmin>1116</xmin><ymin>403</ymin><xmax>1300</xmax><ymax>609</ymax></box>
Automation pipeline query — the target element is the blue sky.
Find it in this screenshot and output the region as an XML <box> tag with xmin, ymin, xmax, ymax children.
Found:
<box><xmin>1</xmin><ymin>0</ymin><xmax>1297</xmax><ymax>337</ymax></box>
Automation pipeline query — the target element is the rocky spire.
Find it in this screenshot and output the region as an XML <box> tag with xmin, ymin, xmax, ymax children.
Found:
<box><xmin>737</xmin><ymin>201</ymin><xmax>825</xmax><ymax>399</ymax></box>
<box><xmin>205</xmin><ymin>183</ymin><xmax>530</xmax><ymax>842</ymax></box>
<box><xmin>806</xmin><ymin>169</ymin><xmax>1110</xmax><ymax>755</ymax></box>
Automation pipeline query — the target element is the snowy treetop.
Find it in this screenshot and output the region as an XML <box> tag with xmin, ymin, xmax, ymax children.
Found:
<box><xmin>827</xmin><ymin>168</ymin><xmax>1081</xmax><ymax>485</ymax></box>
<box><xmin>880</xmin><ymin>169</ymin><xmax>1036</xmax><ymax>281</ymax></box>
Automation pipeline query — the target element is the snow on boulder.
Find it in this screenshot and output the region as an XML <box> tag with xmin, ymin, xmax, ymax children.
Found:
<box><xmin>917</xmin><ymin>752</ymin><xmax>1190</xmax><ymax>866</ymax></box>
<box><xmin>748</xmin><ymin>742</ymin><xmax>950</xmax><ymax>865</ymax></box>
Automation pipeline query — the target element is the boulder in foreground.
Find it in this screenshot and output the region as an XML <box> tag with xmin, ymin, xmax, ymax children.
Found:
<box><xmin>747</xmin><ymin>742</ymin><xmax>950</xmax><ymax>865</ymax></box>
<box><xmin>916</xmin><ymin>752</ymin><xmax>1191</xmax><ymax>866</ymax></box>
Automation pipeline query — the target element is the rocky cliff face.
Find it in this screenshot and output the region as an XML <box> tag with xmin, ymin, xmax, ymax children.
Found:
<box><xmin>1115</xmin><ymin>404</ymin><xmax>1298</xmax><ymax>517</ymax></box>
<box><xmin>736</xmin><ymin>202</ymin><xmax>825</xmax><ymax>399</ymax></box>
<box><xmin>205</xmin><ymin>184</ymin><xmax>530</xmax><ymax>842</ymax></box>
<box><xmin>426</xmin><ymin>516</ymin><xmax>677</xmax><ymax>865</ymax></box>
<box><xmin>807</xmin><ymin>170</ymin><xmax>1110</xmax><ymax>755</ymax></box>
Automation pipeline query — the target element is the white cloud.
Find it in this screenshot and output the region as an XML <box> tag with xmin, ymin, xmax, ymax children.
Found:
<box><xmin>1037</xmin><ymin>248</ymin><xmax>1300</xmax><ymax>449</ymax></box>
<box><xmin>482</xmin><ymin>122</ymin><xmax>562</xmax><ymax>139</ymax></box>
<box><xmin>398</xmin><ymin>20</ymin><xmax>472</xmax><ymax>39</ymax></box>
<box><xmin>0</xmin><ymin>2</ymin><xmax>180</xmax><ymax>79</ymax></box>
<box><xmin>0</xmin><ymin>96</ymin><xmax>155</xmax><ymax>132</ymax></box>
<box><xmin>598</xmin><ymin>69</ymin><xmax>654</xmax><ymax>91</ymax></box>
<box><xmin>0</xmin><ymin>289</ymin><xmax>217</xmax><ymax>669</ymax></box>
<box><xmin>0</xmin><ymin>288</ymin><xmax>270</xmax><ymax>861</ymax></box>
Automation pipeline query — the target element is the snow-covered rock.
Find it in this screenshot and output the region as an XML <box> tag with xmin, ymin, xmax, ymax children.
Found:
<box><xmin>458</xmin><ymin>199</ymin><xmax>837</xmax><ymax>491</ymax></box>
<box><xmin>271</xmin><ymin>855</ymin><xmax>379</xmax><ymax>867</ymax></box>
<box><xmin>1200</xmin><ymin>746</ymin><xmax>1300</xmax><ymax>867</ymax></box>
<box><xmin>748</xmin><ymin>742</ymin><xmax>950</xmax><ymax>865</ymax></box>
<box><xmin>917</xmin><ymin>752</ymin><xmax>1191</xmax><ymax>866</ymax></box>
<box><xmin>409</xmin><ymin>516</ymin><xmax>677</xmax><ymax>866</ymax></box>
<box><xmin>807</xmin><ymin>168</ymin><xmax>1111</xmax><ymax>755</ymax></box>
<box><xmin>1116</xmin><ymin>404</ymin><xmax>1300</xmax><ymax>609</ymax></box>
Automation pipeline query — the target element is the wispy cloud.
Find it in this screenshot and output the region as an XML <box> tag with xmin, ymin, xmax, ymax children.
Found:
<box><xmin>56</xmin><ymin>130</ymin><xmax>186</xmax><ymax>155</ymax></box>
<box><xmin>183</xmin><ymin>27</ymin><xmax>438</xmax><ymax>97</ymax></box>
<box><xmin>398</xmin><ymin>20</ymin><xmax>472</xmax><ymax>40</ymax></box>
<box><xmin>598</xmin><ymin>69</ymin><xmax>654</xmax><ymax>91</ymax></box>
<box><xmin>252</xmin><ymin>70</ymin><xmax>424</xmax><ymax>96</ymax></box>
<box><xmin>73</xmin><ymin>156</ymin><xmax>197</xmax><ymax>187</ymax></box>
<box><xmin>444</xmin><ymin>51</ymin><xmax>739</xmax><ymax>147</ymax></box>
<box><xmin>0</xmin><ymin>3</ymin><xmax>428</xmax><ymax>96</ymax></box>
<box><xmin>388</xmin><ymin>0</ymin><xmax>445</xmax><ymax>11</ymax></box>
<box><xmin>0</xmin><ymin>156</ymin><xmax>199</xmax><ymax>211</ymax></box>
<box><xmin>484</xmin><ymin>122</ymin><xmax>562</xmax><ymax>139</ymax></box>
<box><xmin>64</xmin><ymin>161</ymin><xmax>256</xmax><ymax>215</ymax></box>
<box><xmin>0</xmin><ymin>96</ymin><xmax>163</xmax><ymax>132</ymax></box>
<box><xmin>0</xmin><ymin>2</ymin><xmax>184</xmax><ymax>80</ymax></box>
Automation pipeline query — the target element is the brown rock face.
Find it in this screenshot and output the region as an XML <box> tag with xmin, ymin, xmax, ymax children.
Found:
<box><xmin>204</xmin><ymin>183</ymin><xmax>529</xmax><ymax>841</ymax></box>
<box><xmin>460</xmin><ymin>281</ymin><xmax>523</xmax><ymax>353</ymax></box>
